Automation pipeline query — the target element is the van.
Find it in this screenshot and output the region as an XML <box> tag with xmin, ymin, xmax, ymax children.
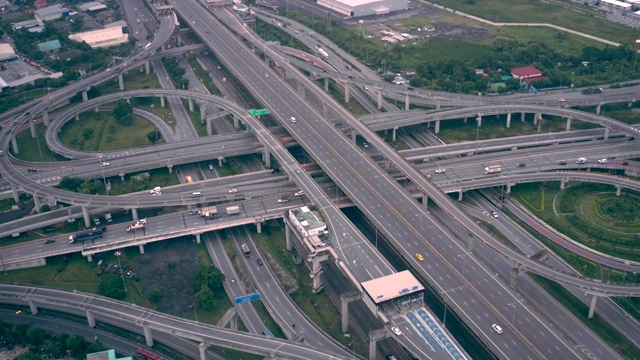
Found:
<box><xmin>191</xmin><ymin>192</ymin><xmax>202</xmax><ymax>198</ymax></box>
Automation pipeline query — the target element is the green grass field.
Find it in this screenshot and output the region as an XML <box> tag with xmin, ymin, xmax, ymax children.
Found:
<box><xmin>12</xmin><ymin>124</ymin><xmax>70</xmax><ymax>162</ymax></box>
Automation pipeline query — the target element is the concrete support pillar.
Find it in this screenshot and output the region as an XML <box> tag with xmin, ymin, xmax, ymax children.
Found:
<box><xmin>95</xmin><ymin>106</ymin><xmax>100</xmax><ymax>113</ymax></box>
<box><xmin>604</xmin><ymin>127</ymin><xmax>610</xmax><ymax>140</ymax></box>
<box><xmin>264</xmin><ymin>149</ymin><xmax>271</xmax><ymax>167</ymax></box>
<box><xmin>285</xmin><ymin>223</ymin><xmax>292</xmax><ymax>251</ymax></box>
<box><xmin>82</xmin><ymin>90</ymin><xmax>88</xmax><ymax>102</ymax></box>
<box><xmin>160</xmin><ymin>96</ymin><xmax>165</xmax><ymax>108</ymax></box>
<box><xmin>11</xmin><ymin>135</ymin><xmax>18</xmax><ymax>155</ymax></box>
<box><xmin>458</xmin><ymin>190</ymin><xmax>463</xmax><ymax>201</ymax></box>
<box><xmin>351</xmin><ymin>128</ymin><xmax>356</xmax><ymax>145</ymax></box>
<box><xmin>616</xmin><ymin>184</ymin><xmax>622</xmax><ymax>196</ymax></box>
<box><xmin>145</xmin><ymin>61</ymin><xmax>150</xmax><ymax>74</ymax></box>
<box><xmin>521</xmin><ymin>112</ymin><xmax>526</xmax><ymax>122</ymax></box>
<box><xmin>565</xmin><ymin>117</ymin><xmax>572</xmax><ymax>132</ymax></box>
<box><xmin>588</xmin><ymin>295</ymin><xmax>598</xmax><ymax>319</ymax></box>
<box><xmin>82</xmin><ymin>206</ymin><xmax>91</xmax><ymax>228</ymax></box>
<box><xmin>534</xmin><ymin>112</ymin><xmax>540</xmax><ymax>126</ymax></box>
<box><xmin>131</xmin><ymin>208</ymin><xmax>138</xmax><ymax>222</ymax></box>
<box><xmin>87</xmin><ymin>255</ymin><xmax>93</xmax><ymax>262</ymax></box>
<box><xmin>477</xmin><ymin>115</ymin><xmax>482</xmax><ymax>127</ymax></box>
<box><xmin>369</xmin><ymin>339</ymin><xmax>377</xmax><ymax>360</ymax></box>
<box><xmin>27</xmin><ymin>300</ymin><xmax>38</xmax><ymax>315</ymax></box>
<box><xmin>118</xmin><ymin>73</ymin><xmax>124</xmax><ymax>91</ymax></box>
<box><xmin>311</xmin><ymin>258</ymin><xmax>324</xmax><ymax>292</ymax></box>
<box><xmin>392</xmin><ymin>127</ymin><xmax>397</xmax><ymax>142</ymax></box>
<box><xmin>596</xmin><ymin>103</ymin><xmax>602</xmax><ymax>115</ymax></box>
<box><xmin>143</xmin><ymin>325</ymin><xmax>154</xmax><ymax>347</ymax></box>
<box><xmin>189</xmin><ymin>98</ymin><xmax>194</xmax><ymax>112</ymax></box>
<box><xmin>264</xmin><ymin>53</ymin><xmax>268</xmax><ymax>66</ymax></box>
<box><xmin>537</xmin><ymin>119</ymin><xmax>542</xmax><ymax>134</ymax></box>
<box><xmin>509</xmin><ymin>267</ymin><xmax>520</xmax><ymax>289</ymax></box>
<box><xmin>29</xmin><ymin>119</ymin><xmax>36</xmax><ymax>138</ymax></box>
<box><xmin>42</xmin><ymin>111</ymin><xmax>49</xmax><ymax>126</ymax></box>
<box><xmin>200</xmin><ymin>103</ymin><xmax>205</xmax><ymax>122</ymax></box>
<box><xmin>139</xmin><ymin>244</ymin><xmax>145</xmax><ymax>254</ymax></box>
<box><xmin>206</xmin><ymin>118</ymin><xmax>212</xmax><ymax>136</ymax></box>
<box><xmin>506</xmin><ymin>184</ymin><xmax>512</xmax><ymax>194</ymax></box>
<box><xmin>560</xmin><ymin>179</ymin><xmax>566</xmax><ymax>189</ymax></box>
<box><xmin>195</xmin><ymin>233</ymin><xmax>201</xmax><ymax>244</ymax></box>
<box><xmin>344</xmin><ymin>83</ymin><xmax>350</xmax><ymax>103</ymax></box>
<box><xmin>256</xmin><ymin>221</ymin><xmax>262</xmax><ymax>234</ymax></box>
<box><xmin>177</xmin><ymin>35</ymin><xmax>182</xmax><ymax>46</ymax></box>
<box><xmin>341</xmin><ymin>296</ymin><xmax>349</xmax><ymax>333</ymax></box>
<box><xmin>75</xmin><ymin>114</ymin><xmax>80</xmax><ymax>121</ymax></box>
<box><xmin>405</xmin><ymin>93</ymin><xmax>410</xmax><ymax>111</ymax></box>
<box><xmin>233</xmin><ymin>115</ymin><xmax>239</xmax><ymax>130</ymax></box>
<box><xmin>10</xmin><ymin>183</ymin><xmax>18</xmax><ymax>203</ymax></box>
<box><xmin>435</xmin><ymin>119</ymin><xmax>441</xmax><ymax>134</ymax></box>
<box><xmin>377</xmin><ymin>90</ymin><xmax>382</xmax><ymax>110</ymax></box>
<box><xmin>34</xmin><ymin>196</ymin><xmax>41</xmax><ymax>213</ymax></box>
<box><xmin>167</xmin><ymin>164</ymin><xmax>173</xmax><ymax>173</ymax></box>
<box><xmin>297</xmin><ymin>79</ymin><xmax>305</xmax><ymax>99</ymax></box>
<box><xmin>506</xmin><ymin>112</ymin><xmax>511</xmax><ymax>128</ymax></box>
<box><xmin>218</xmin><ymin>157</ymin><xmax>224</xmax><ymax>167</ymax></box>
<box><xmin>322</xmin><ymin>101</ymin><xmax>328</xmax><ymax>119</ymax></box>
<box><xmin>86</xmin><ymin>310</ymin><xmax>95</xmax><ymax>327</ymax></box>
<box><xmin>324</xmin><ymin>77</ymin><xmax>329</xmax><ymax>92</ymax></box>
<box><xmin>199</xmin><ymin>342</ymin><xmax>208</xmax><ymax>360</ymax></box>
<box><xmin>422</xmin><ymin>194</ymin><xmax>428</xmax><ymax>209</ymax></box>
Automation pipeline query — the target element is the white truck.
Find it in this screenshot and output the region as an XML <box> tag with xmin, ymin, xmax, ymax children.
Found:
<box><xmin>150</xmin><ymin>186</ymin><xmax>161</xmax><ymax>195</ymax></box>
<box><xmin>576</xmin><ymin>157</ymin><xmax>587</xmax><ymax>164</ymax></box>
<box><xmin>198</xmin><ymin>206</ymin><xmax>218</xmax><ymax>220</ymax></box>
<box><xmin>483</xmin><ymin>165</ymin><xmax>502</xmax><ymax>174</ymax></box>
<box><xmin>226</xmin><ymin>206</ymin><xmax>240</xmax><ymax>216</ymax></box>
<box><xmin>126</xmin><ymin>222</ymin><xmax>145</xmax><ymax>232</ymax></box>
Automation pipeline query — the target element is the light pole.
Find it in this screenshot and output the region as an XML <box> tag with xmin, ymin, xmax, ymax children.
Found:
<box><xmin>458</xmin><ymin>251</ymin><xmax>472</xmax><ymax>275</ymax></box>
<box><xmin>115</xmin><ymin>251</ymin><xmax>127</xmax><ymax>292</ymax></box>
<box><xmin>509</xmin><ymin>299</ymin><xmax>524</xmax><ymax>324</ymax></box>
<box><xmin>98</xmin><ymin>154</ymin><xmax>108</xmax><ymax>195</ymax></box>
<box><xmin>0</xmin><ymin>252</ymin><xmax>7</xmax><ymax>276</ymax></box>
<box><xmin>190</xmin><ymin>302</ymin><xmax>199</xmax><ymax>322</ymax></box>
<box><xmin>474</xmin><ymin>114</ymin><xmax>482</xmax><ymax>155</ymax></box>
<box><xmin>634</xmin><ymin>39</ymin><xmax>640</xmax><ymax>73</ymax></box>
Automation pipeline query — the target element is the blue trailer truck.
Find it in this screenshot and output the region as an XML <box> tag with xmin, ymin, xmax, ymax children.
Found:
<box><xmin>69</xmin><ymin>227</ymin><xmax>106</xmax><ymax>243</ymax></box>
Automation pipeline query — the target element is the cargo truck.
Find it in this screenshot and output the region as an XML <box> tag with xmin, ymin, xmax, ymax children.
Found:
<box><xmin>226</xmin><ymin>205</ymin><xmax>240</xmax><ymax>216</ymax></box>
<box><xmin>126</xmin><ymin>222</ymin><xmax>145</xmax><ymax>232</ymax></box>
<box><xmin>241</xmin><ymin>243</ymin><xmax>250</xmax><ymax>256</ymax></box>
<box><xmin>483</xmin><ymin>165</ymin><xmax>502</xmax><ymax>174</ymax></box>
<box><xmin>69</xmin><ymin>228</ymin><xmax>106</xmax><ymax>243</ymax></box>
<box><xmin>198</xmin><ymin>206</ymin><xmax>218</xmax><ymax>220</ymax></box>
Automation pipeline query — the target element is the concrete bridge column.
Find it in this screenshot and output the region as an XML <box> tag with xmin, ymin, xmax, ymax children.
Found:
<box><xmin>297</xmin><ymin>79</ymin><xmax>305</xmax><ymax>99</ymax></box>
<box><xmin>616</xmin><ymin>184</ymin><xmax>622</xmax><ymax>196</ymax></box>
<box><xmin>206</xmin><ymin>118</ymin><xmax>212</xmax><ymax>136</ymax></box>
<box><xmin>596</xmin><ymin>103</ymin><xmax>602</xmax><ymax>115</ymax></box>
<box><xmin>264</xmin><ymin>148</ymin><xmax>271</xmax><ymax>167</ymax></box>
<box><xmin>285</xmin><ymin>223</ymin><xmax>292</xmax><ymax>251</ymax></box>
<box><xmin>177</xmin><ymin>35</ymin><xmax>182</xmax><ymax>46</ymax></box>
<box><xmin>310</xmin><ymin>256</ymin><xmax>327</xmax><ymax>293</ymax></box>
<box><xmin>95</xmin><ymin>106</ymin><xmax>100</xmax><ymax>113</ymax></box>
<box><xmin>560</xmin><ymin>179</ymin><xmax>566</xmax><ymax>189</ymax></box>
<box><xmin>218</xmin><ymin>157</ymin><xmax>224</xmax><ymax>167</ymax></box>
<box><xmin>75</xmin><ymin>114</ymin><xmax>80</xmax><ymax>121</ymax></box>
<box><xmin>82</xmin><ymin>206</ymin><xmax>91</xmax><ymax>228</ymax></box>
<box><xmin>188</xmin><ymin>98</ymin><xmax>194</xmax><ymax>112</ymax></box>
<box><xmin>588</xmin><ymin>294</ymin><xmax>598</xmax><ymax>319</ymax></box>
<box><xmin>537</xmin><ymin>119</ymin><xmax>542</xmax><ymax>134</ymax></box>
<box><xmin>340</xmin><ymin>291</ymin><xmax>361</xmax><ymax>332</ymax></box>
<box><xmin>351</xmin><ymin>128</ymin><xmax>357</xmax><ymax>145</ymax></box>
<box><xmin>521</xmin><ymin>112</ymin><xmax>526</xmax><ymax>122</ymax></box>
<box><xmin>506</xmin><ymin>112</ymin><xmax>511</xmax><ymax>128</ymax></box>
<box><xmin>42</xmin><ymin>111</ymin><xmax>49</xmax><ymax>126</ymax></box>
<box><xmin>86</xmin><ymin>255</ymin><xmax>93</xmax><ymax>262</ymax></box>
<box><xmin>86</xmin><ymin>310</ymin><xmax>95</xmax><ymax>328</ymax></box>
<box><xmin>139</xmin><ymin>245</ymin><xmax>145</xmax><ymax>254</ymax></box>
<box><xmin>11</xmin><ymin>134</ymin><xmax>18</xmax><ymax>155</ymax></box>
<box><xmin>377</xmin><ymin>90</ymin><xmax>383</xmax><ymax>110</ymax></box>
<box><xmin>143</xmin><ymin>325</ymin><xmax>154</xmax><ymax>347</ymax></box>
<box><xmin>506</xmin><ymin>183</ymin><xmax>512</xmax><ymax>194</ymax></box>
<box><xmin>604</xmin><ymin>127</ymin><xmax>610</xmax><ymax>140</ymax></box>
<box><xmin>422</xmin><ymin>193</ymin><xmax>428</xmax><ymax>210</ymax></box>
<box><xmin>145</xmin><ymin>61</ymin><xmax>150</xmax><ymax>74</ymax></box>
<box><xmin>509</xmin><ymin>267</ymin><xmax>521</xmax><ymax>289</ymax></box>
<box><xmin>118</xmin><ymin>73</ymin><xmax>124</xmax><ymax>90</ymax></box>
<box><xmin>392</xmin><ymin>127</ymin><xmax>397</xmax><ymax>142</ymax></box>
<box><xmin>10</xmin><ymin>183</ymin><xmax>18</xmax><ymax>203</ymax></box>
<box><xmin>534</xmin><ymin>112</ymin><xmax>540</xmax><ymax>126</ymax></box>
<box><xmin>199</xmin><ymin>342</ymin><xmax>208</xmax><ymax>360</ymax></box>
<box><xmin>565</xmin><ymin>117</ymin><xmax>572</xmax><ymax>131</ymax></box>
<box><xmin>34</xmin><ymin>195</ymin><xmax>41</xmax><ymax>213</ymax></box>
<box><xmin>434</xmin><ymin>119</ymin><xmax>441</xmax><ymax>134</ymax></box>
<box><xmin>324</xmin><ymin>77</ymin><xmax>329</xmax><ymax>92</ymax></box>
<box><xmin>167</xmin><ymin>164</ymin><xmax>173</xmax><ymax>174</ymax></box>
<box><xmin>477</xmin><ymin>114</ymin><xmax>482</xmax><ymax>127</ymax></box>
<box><xmin>29</xmin><ymin>119</ymin><xmax>36</xmax><ymax>138</ymax></box>
<box><xmin>458</xmin><ymin>190</ymin><xmax>463</xmax><ymax>201</ymax></box>
<box><xmin>200</xmin><ymin>103</ymin><xmax>205</xmax><ymax>122</ymax></box>
<box><xmin>131</xmin><ymin>208</ymin><xmax>139</xmax><ymax>222</ymax></box>
<box><xmin>323</xmin><ymin>101</ymin><xmax>328</xmax><ymax>119</ymax></box>
<box><xmin>26</xmin><ymin>300</ymin><xmax>37</xmax><ymax>316</ymax></box>
<box><xmin>195</xmin><ymin>233</ymin><xmax>201</xmax><ymax>244</ymax></box>
<box><xmin>82</xmin><ymin>90</ymin><xmax>89</xmax><ymax>102</ymax></box>
<box><xmin>160</xmin><ymin>96</ymin><xmax>165</xmax><ymax>108</ymax></box>
<box><xmin>436</xmin><ymin>98</ymin><xmax>441</xmax><ymax>110</ymax></box>
<box><xmin>233</xmin><ymin>115</ymin><xmax>239</xmax><ymax>130</ymax></box>
<box><xmin>344</xmin><ymin>83</ymin><xmax>350</xmax><ymax>103</ymax></box>
<box><xmin>256</xmin><ymin>221</ymin><xmax>262</xmax><ymax>234</ymax></box>
<box><xmin>405</xmin><ymin>93</ymin><xmax>410</xmax><ymax>111</ymax></box>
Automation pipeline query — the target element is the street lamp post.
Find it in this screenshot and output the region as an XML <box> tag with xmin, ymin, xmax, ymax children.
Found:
<box><xmin>115</xmin><ymin>251</ymin><xmax>127</xmax><ymax>292</ymax></box>
<box><xmin>458</xmin><ymin>251</ymin><xmax>472</xmax><ymax>275</ymax></box>
<box><xmin>98</xmin><ymin>154</ymin><xmax>108</xmax><ymax>195</ymax></box>
<box><xmin>190</xmin><ymin>302</ymin><xmax>199</xmax><ymax>322</ymax></box>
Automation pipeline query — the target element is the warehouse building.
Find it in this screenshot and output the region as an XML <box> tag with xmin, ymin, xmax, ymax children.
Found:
<box><xmin>69</xmin><ymin>26</ymin><xmax>128</xmax><ymax>48</ymax></box>
<box><xmin>316</xmin><ymin>0</ymin><xmax>408</xmax><ymax>17</ymax></box>
<box><xmin>34</xmin><ymin>4</ymin><xmax>70</xmax><ymax>22</ymax></box>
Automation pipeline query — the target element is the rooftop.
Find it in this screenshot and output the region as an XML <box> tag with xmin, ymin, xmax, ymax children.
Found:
<box><xmin>34</xmin><ymin>4</ymin><xmax>69</xmax><ymax>18</ymax></box>
<box><xmin>511</xmin><ymin>66</ymin><xmax>542</xmax><ymax>77</ymax></box>
<box><xmin>361</xmin><ymin>270</ymin><xmax>424</xmax><ymax>304</ymax></box>
<box><xmin>290</xmin><ymin>206</ymin><xmax>326</xmax><ymax>231</ymax></box>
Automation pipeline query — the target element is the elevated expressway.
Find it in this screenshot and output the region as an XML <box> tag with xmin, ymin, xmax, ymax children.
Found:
<box><xmin>0</xmin><ymin>284</ymin><xmax>351</xmax><ymax>360</ymax></box>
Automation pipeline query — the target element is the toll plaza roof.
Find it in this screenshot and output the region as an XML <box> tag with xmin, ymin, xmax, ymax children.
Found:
<box><xmin>361</xmin><ymin>270</ymin><xmax>424</xmax><ymax>304</ymax></box>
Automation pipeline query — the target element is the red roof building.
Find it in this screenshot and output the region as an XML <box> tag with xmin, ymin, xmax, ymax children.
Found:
<box><xmin>34</xmin><ymin>0</ymin><xmax>48</xmax><ymax>9</ymax></box>
<box><xmin>511</xmin><ymin>66</ymin><xmax>542</xmax><ymax>79</ymax></box>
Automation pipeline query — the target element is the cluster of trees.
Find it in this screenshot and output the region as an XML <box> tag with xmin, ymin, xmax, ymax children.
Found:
<box><xmin>111</xmin><ymin>100</ymin><xmax>133</xmax><ymax>126</ymax></box>
<box><xmin>161</xmin><ymin>58</ymin><xmax>189</xmax><ymax>89</ymax></box>
<box><xmin>193</xmin><ymin>264</ymin><xmax>225</xmax><ymax>311</ymax></box>
<box><xmin>0</xmin><ymin>320</ymin><xmax>104</xmax><ymax>359</ymax></box>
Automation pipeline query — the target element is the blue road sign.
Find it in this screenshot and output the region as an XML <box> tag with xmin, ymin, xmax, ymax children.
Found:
<box><xmin>234</xmin><ymin>292</ymin><xmax>261</xmax><ymax>304</ymax></box>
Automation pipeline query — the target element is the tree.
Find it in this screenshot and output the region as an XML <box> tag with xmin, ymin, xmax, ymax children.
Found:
<box><xmin>196</xmin><ymin>284</ymin><xmax>215</xmax><ymax>311</ymax></box>
<box><xmin>65</xmin><ymin>335</ymin><xmax>88</xmax><ymax>357</ymax></box>
<box><xmin>82</xmin><ymin>128</ymin><xmax>94</xmax><ymax>140</ymax></box>
<box><xmin>111</xmin><ymin>100</ymin><xmax>133</xmax><ymax>126</ymax></box>
<box><xmin>146</xmin><ymin>130</ymin><xmax>162</xmax><ymax>143</ymax></box>
<box><xmin>193</xmin><ymin>264</ymin><xmax>225</xmax><ymax>295</ymax></box>
<box><xmin>98</xmin><ymin>274</ymin><xmax>126</xmax><ymax>300</ymax></box>
<box><xmin>25</xmin><ymin>327</ymin><xmax>45</xmax><ymax>347</ymax></box>
<box><xmin>148</xmin><ymin>286</ymin><xmax>162</xmax><ymax>303</ymax></box>
<box><xmin>59</xmin><ymin>177</ymin><xmax>84</xmax><ymax>192</ymax></box>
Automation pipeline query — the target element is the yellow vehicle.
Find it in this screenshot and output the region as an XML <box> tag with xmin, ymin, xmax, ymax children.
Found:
<box><xmin>416</xmin><ymin>253</ymin><xmax>424</xmax><ymax>262</ymax></box>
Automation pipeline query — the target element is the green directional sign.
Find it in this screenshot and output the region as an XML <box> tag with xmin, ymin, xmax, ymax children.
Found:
<box><xmin>248</xmin><ymin>108</ymin><xmax>270</xmax><ymax>116</ymax></box>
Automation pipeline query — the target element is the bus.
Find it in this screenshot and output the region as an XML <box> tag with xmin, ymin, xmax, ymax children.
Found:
<box><xmin>241</xmin><ymin>243</ymin><xmax>250</xmax><ymax>256</ymax></box>
<box><xmin>483</xmin><ymin>165</ymin><xmax>502</xmax><ymax>175</ymax></box>
<box><xmin>185</xmin><ymin>175</ymin><xmax>194</xmax><ymax>183</ymax></box>
<box><xmin>317</xmin><ymin>48</ymin><xmax>329</xmax><ymax>59</ymax></box>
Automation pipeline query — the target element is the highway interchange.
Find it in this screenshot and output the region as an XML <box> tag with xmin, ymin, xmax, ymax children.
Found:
<box><xmin>1</xmin><ymin>1</ymin><xmax>640</xmax><ymax>359</ymax></box>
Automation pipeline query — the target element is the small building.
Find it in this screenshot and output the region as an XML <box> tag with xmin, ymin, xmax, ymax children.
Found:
<box><xmin>37</xmin><ymin>39</ymin><xmax>61</xmax><ymax>52</ymax></box>
<box><xmin>600</xmin><ymin>0</ymin><xmax>632</xmax><ymax>11</ymax></box>
<box><xmin>78</xmin><ymin>2</ymin><xmax>108</xmax><ymax>12</ymax></box>
<box><xmin>69</xmin><ymin>26</ymin><xmax>128</xmax><ymax>48</ymax></box>
<box><xmin>316</xmin><ymin>0</ymin><xmax>408</xmax><ymax>18</ymax></box>
<box><xmin>11</xmin><ymin>18</ymin><xmax>45</xmax><ymax>32</ymax></box>
<box><xmin>288</xmin><ymin>206</ymin><xmax>327</xmax><ymax>247</ymax></box>
<box><xmin>360</xmin><ymin>270</ymin><xmax>424</xmax><ymax>314</ymax></box>
<box><xmin>511</xmin><ymin>65</ymin><xmax>545</xmax><ymax>83</ymax></box>
<box><xmin>34</xmin><ymin>4</ymin><xmax>70</xmax><ymax>22</ymax></box>
<box><xmin>0</xmin><ymin>43</ymin><xmax>17</xmax><ymax>61</ymax></box>
<box><xmin>86</xmin><ymin>349</ymin><xmax>133</xmax><ymax>360</ymax></box>
<box><xmin>104</xmin><ymin>20</ymin><xmax>128</xmax><ymax>29</ymax></box>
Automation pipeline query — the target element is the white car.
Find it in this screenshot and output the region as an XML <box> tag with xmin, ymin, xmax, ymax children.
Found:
<box><xmin>492</xmin><ymin>324</ymin><xmax>503</xmax><ymax>334</ymax></box>
<box><xmin>138</xmin><ymin>218</ymin><xmax>147</xmax><ymax>225</ymax></box>
<box><xmin>100</xmin><ymin>162</ymin><xmax>109</xmax><ymax>167</ymax></box>
<box><xmin>490</xmin><ymin>211</ymin><xmax>499</xmax><ymax>218</ymax></box>
<box><xmin>390</xmin><ymin>326</ymin><xmax>402</xmax><ymax>336</ymax></box>
<box><xmin>558</xmin><ymin>98</ymin><xmax>566</xmax><ymax>102</ymax></box>
<box><xmin>294</xmin><ymin>190</ymin><xmax>305</xmax><ymax>196</ymax></box>
<box><xmin>597</xmin><ymin>158</ymin><xmax>608</xmax><ymax>164</ymax></box>
<box><xmin>435</xmin><ymin>168</ymin><xmax>446</xmax><ymax>174</ymax></box>
<box><xmin>277</xmin><ymin>197</ymin><xmax>290</xmax><ymax>203</ymax></box>
<box><xmin>228</xmin><ymin>189</ymin><xmax>238</xmax><ymax>194</ymax></box>
<box><xmin>265</xmin><ymin>73</ymin><xmax>269</xmax><ymax>78</ymax></box>
<box><xmin>290</xmin><ymin>117</ymin><xmax>297</xmax><ymax>123</ymax></box>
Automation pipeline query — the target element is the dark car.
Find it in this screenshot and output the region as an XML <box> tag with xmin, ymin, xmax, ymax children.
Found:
<box><xmin>44</xmin><ymin>239</ymin><xmax>55</xmax><ymax>244</ymax></box>
<box><xmin>558</xmin><ymin>161</ymin><xmax>567</xmax><ymax>165</ymax></box>
<box><xmin>622</xmin><ymin>161</ymin><xmax>629</xmax><ymax>166</ymax></box>
<box><xmin>627</xmin><ymin>136</ymin><xmax>636</xmax><ymax>141</ymax></box>
<box><xmin>516</xmin><ymin>163</ymin><xmax>526</xmax><ymax>167</ymax></box>
<box><xmin>257</xmin><ymin>258</ymin><xmax>264</xmax><ymax>266</ymax></box>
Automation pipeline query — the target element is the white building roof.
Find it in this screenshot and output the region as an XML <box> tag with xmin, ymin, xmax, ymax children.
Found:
<box><xmin>0</xmin><ymin>43</ymin><xmax>16</xmax><ymax>61</ymax></box>
<box><xmin>601</xmin><ymin>0</ymin><xmax>632</xmax><ymax>8</ymax></box>
<box><xmin>34</xmin><ymin>4</ymin><xmax>69</xmax><ymax>18</ymax></box>
<box><xmin>78</xmin><ymin>2</ymin><xmax>108</xmax><ymax>12</ymax></box>
<box><xmin>69</xmin><ymin>27</ymin><xmax>129</xmax><ymax>48</ymax></box>
<box><xmin>361</xmin><ymin>271</ymin><xmax>424</xmax><ymax>304</ymax></box>
<box><xmin>331</xmin><ymin>0</ymin><xmax>379</xmax><ymax>6</ymax></box>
